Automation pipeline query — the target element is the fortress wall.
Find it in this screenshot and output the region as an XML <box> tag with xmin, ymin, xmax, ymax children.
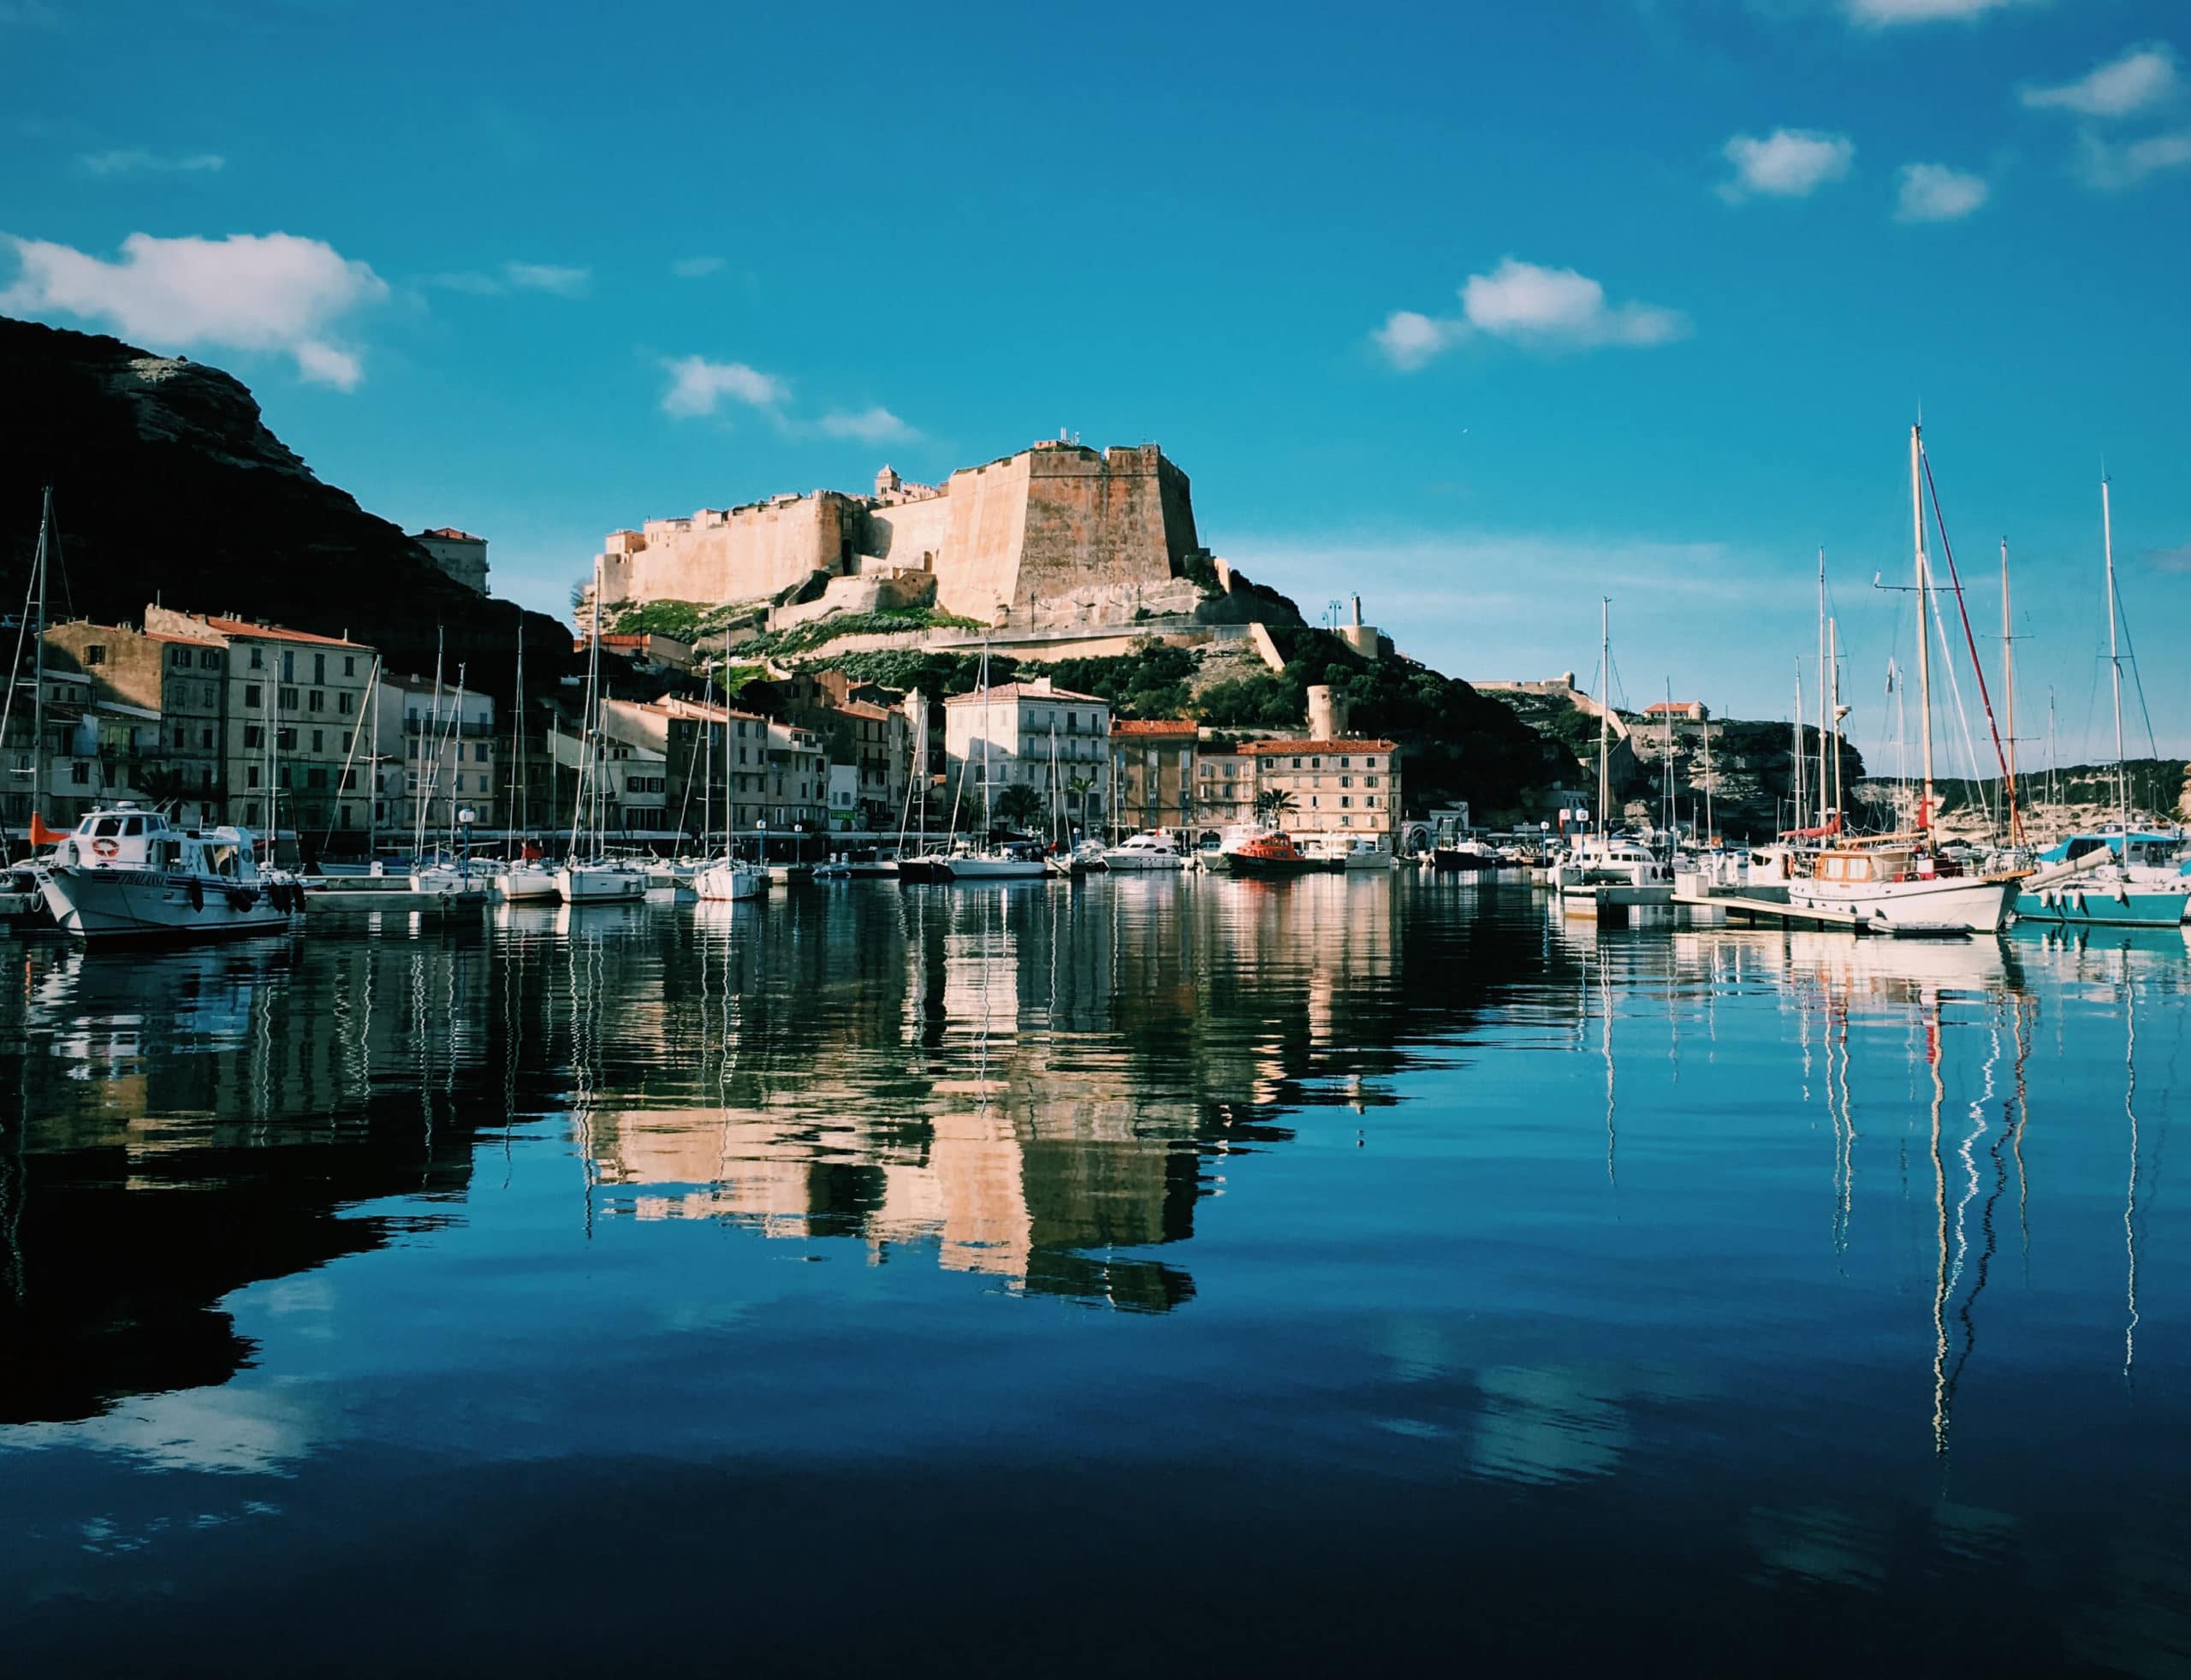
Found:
<box><xmin>1013</xmin><ymin>445</ymin><xmax>1178</xmax><ymax>608</ymax></box>
<box><xmin>610</xmin><ymin>496</ymin><xmax>849</xmax><ymax>607</ymax></box>
<box><xmin>858</xmin><ymin>492</ymin><xmax>953</xmax><ymax>572</ymax></box>
<box><xmin>935</xmin><ymin>455</ymin><xmax>1032</xmax><ymax>619</ymax></box>
<box><xmin>1155</xmin><ymin>455</ymin><xmax>1200</xmax><ymax>567</ymax></box>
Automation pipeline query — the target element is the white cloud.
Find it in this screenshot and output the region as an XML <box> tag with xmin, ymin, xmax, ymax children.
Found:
<box><xmin>2146</xmin><ymin>543</ymin><xmax>2191</xmax><ymax>573</ymax></box>
<box><xmin>80</xmin><ymin>148</ymin><xmax>225</xmax><ymax>176</ymax></box>
<box><xmin>1462</xmin><ymin>260</ymin><xmax>1688</xmax><ymax>347</ymax></box>
<box><xmin>2022</xmin><ymin>44</ymin><xmax>2178</xmax><ymax>117</ymax></box>
<box><xmin>671</xmin><ymin>255</ymin><xmax>726</xmax><ymax>279</ymax></box>
<box><xmin>0</xmin><ymin>230</ymin><xmax>386</xmax><ymax>389</ymax></box>
<box><xmin>662</xmin><ymin>354</ymin><xmax>788</xmax><ymax>418</ymax></box>
<box><xmin>1719</xmin><ymin>128</ymin><xmax>1856</xmax><ymax>201</ymax></box>
<box><xmin>1846</xmin><ymin>0</ymin><xmax>2038</xmax><ymax>24</ymax></box>
<box><xmin>1374</xmin><ymin>259</ymin><xmax>1686</xmax><ymax>371</ymax></box>
<box><xmin>817</xmin><ymin>406</ymin><xmax>915</xmax><ymax>443</ymax></box>
<box><xmin>424</xmin><ymin>261</ymin><xmax>589</xmax><ymax>297</ymax></box>
<box><xmin>2074</xmin><ymin>127</ymin><xmax>2191</xmax><ymax>191</ymax></box>
<box><xmin>1895</xmin><ymin>162</ymin><xmax>1991</xmax><ymax>222</ymax></box>
<box><xmin>1374</xmin><ymin>310</ymin><xmax>1458</xmax><ymax>371</ymax></box>
<box><xmin>504</xmin><ymin>261</ymin><xmax>589</xmax><ymax>297</ymax></box>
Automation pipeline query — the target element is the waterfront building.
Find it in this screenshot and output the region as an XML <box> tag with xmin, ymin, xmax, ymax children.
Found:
<box><xmin>650</xmin><ymin>697</ymin><xmax>771</xmax><ymax>841</ymax></box>
<box><xmin>372</xmin><ymin>672</ymin><xmax>497</xmax><ymax>843</ymax></box>
<box><xmin>943</xmin><ymin>679</ymin><xmax>1109</xmax><ymax>828</ymax></box>
<box><xmin>552</xmin><ymin>712</ymin><xmax>669</xmax><ymax>836</ymax></box>
<box><xmin>142</xmin><ymin>608</ymin><xmax>377</xmax><ymax>839</ymax></box>
<box><xmin>1111</xmin><ymin>719</ymin><xmax>1198</xmax><ymax>835</ymax></box>
<box><xmin>1239</xmin><ymin>738</ymin><xmax>1403</xmax><ymax>848</ymax></box>
<box><xmin>758</xmin><ymin>721</ymin><xmax>828</xmax><ymax>834</ymax></box>
<box><xmin>40</xmin><ymin>619</ymin><xmax>226</xmax><ymax>827</ymax></box>
<box><xmin>777</xmin><ymin>669</ymin><xmax>911</xmax><ymax>831</ymax></box>
<box><xmin>1192</xmin><ymin>744</ymin><xmax>1255</xmax><ymax>834</ymax></box>
<box><xmin>413</xmin><ymin>527</ymin><xmax>490</xmax><ymax>594</ymax></box>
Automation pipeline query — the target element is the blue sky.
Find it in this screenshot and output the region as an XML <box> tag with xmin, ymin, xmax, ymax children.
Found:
<box><xmin>4</xmin><ymin>0</ymin><xmax>2188</xmax><ymax>763</ymax></box>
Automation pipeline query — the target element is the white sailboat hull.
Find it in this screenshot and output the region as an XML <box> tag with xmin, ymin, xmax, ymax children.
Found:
<box><xmin>499</xmin><ymin>865</ymin><xmax>561</xmax><ymax>902</ymax></box>
<box><xmin>693</xmin><ymin>864</ymin><xmax>768</xmax><ymax>901</ymax></box>
<box><xmin>1790</xmin><ymin>873</ymin><xmax>2014</xmax><ymax>932</ymax></box>
<box><xmin>555</xmin><ymin>864</ymin><xmax>646</xmax><ymax>903</ymax></box>
<box><xmin>941</xmin><ymin>856</ymin><xmax>1049</xmax><ymax>880</ymax></box>
<box><xmin>39</xmin><ymin>864</ymin><xmax>296</xmax><ymax>943</ymax></box>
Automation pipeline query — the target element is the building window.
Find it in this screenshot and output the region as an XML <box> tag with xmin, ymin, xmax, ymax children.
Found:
<box><xmin>200</xmin><ymin>650</ymin><xmax>220</xmax><ymax>670</ymax></box>
<box><xmin>276</xmin><ymin>727</ymin><xmax>296</xmax><ymax>751</ymax></box>
<box><xmin>69</xmin><ymin>762</ymin><xmax>88</xmax><ymax>785</ymax></box>
<box><xmin>344</xmin><ymin>656</ymin><xmax>355</xmax><ymax>676</ymax></box>
<box><xmin>475</xmin><ymin>743</ymin><xmax>489</xmax><ymax>763</ymax></box>
<box><xmin>245</xmin><ymin>684</ymin><xmax>262</xmax><ymax>708</ymax></box>
<box><xmin>307</xmin><ymin>767</ymin><xmax>327</xmax><ymax>790</ymax></box>
<box><xmin>279</xmin><ymin>686</ymin><xmax>299</xmax><ymax>709</ymax></box>
<box><xmin>1291</xmin><ymin>757</ymin><xmax>1302</xmax><ymax>769</ymax></box>
<box><xmin>313</xmin><ymin>653</ymin><xmax>326</xmax><ymax>684</ymax></box>
<box><xmin>249</xmin><ymin>647</ymin><xmax>263</xmax><ymax>669</ymax></box>
<box><xmin>174</xmin><ymin>726</ymin><xmax>187</xmax><ymax>748</ymax></box>
<box><xmin>247</xmin><ymin>766</ymin><xmax>261</xmax><ymax>788</ymax></box>
<box><xmin>338</xmin><ymin>692</ymin><xmax>353</xmax><ymax>715</ymax></box>
<box><xmin>85</xmin><ymin>644</ymin><xmax>106</xmax><ymax>666</ymax></box>
<box><xmin>199</xmin><ymin>728</ymin><xmax>213</xmax><ymax>750</ymax></box>
<box><xmin>308</xmin><ymin>690</ymin><xmax>325</xmax><ymax>713</ymax></box>
<box><xmin>245</xmin><ymin>726</ymin><xmax>264</xmax><ymax>749</ymax></box>
<box><xmin>281</xmin><ymin>651</ymin><xmax>295</xmax><ymax>682</ymax></box>
<box><xmin>169</xmin><ymin>646</ymin><xmax>188</xmax><ymax>668</ymax></box>
<box><xmin>1366</xmin><ymin>795</ymin><xmax>1378</xmax><ymax>808</ymax></box>
<box><xmin>1339</xmin><ymin>796</ymin><xmax>1351</xmax><ymax>808</ymax></box>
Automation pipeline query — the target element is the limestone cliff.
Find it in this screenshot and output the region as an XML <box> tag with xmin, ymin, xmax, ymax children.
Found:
<box><xmin>0</xmin><ymin>317</ymin><xmax>573</xmax><ymax>698</ymax></box>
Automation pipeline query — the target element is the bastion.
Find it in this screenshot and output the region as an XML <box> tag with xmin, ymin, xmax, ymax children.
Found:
<box><xmin>591</xmin><ymin>438</ymin><xmax>1202</xmax><ymax>624</ymax></box>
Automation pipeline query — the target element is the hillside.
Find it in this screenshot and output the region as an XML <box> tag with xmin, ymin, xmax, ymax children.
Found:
<box><xmin>1853</xmin><ymin>758</ymin><xmax>2191</xmax><ymax>840</ymax></box>
<box><xmin>0</xmin><ymin>317</ymin><xmax>573</xmax><ymax>698</ymax></box>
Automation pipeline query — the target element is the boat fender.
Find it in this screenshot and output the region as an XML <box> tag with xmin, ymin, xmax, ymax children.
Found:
<box><xmin>187</xmin><ymin>878</ymin><xmax>205</xmax><ymax>911</ymax></box>
<box><xmin>229</xmin><ymin>886</ymin><xmax>258</xmax><ymax>911</ymax></box>
<box><xmin>2069</xmin><ymin>891</ymin><xmax>2084</xmax><ymax>915</ymax></box>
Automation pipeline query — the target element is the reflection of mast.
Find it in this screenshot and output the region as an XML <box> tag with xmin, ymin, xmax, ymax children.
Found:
<box><xmin>1940</xmin><ymin>1016</ymin><xmax>2006</xmax><ymax>1450</ymax></box>
<box><xmin>1601</xmin><ymin>937</ymin><xmax>1616</xmax><ymax>1189</ymax></box>
<box><xmin>2010</xmin><ymin>991</ymin><xmax>2032</xmax><ymax>1273</ymax></box>
<box><xmin>1928</xmin><ymin>1000</ymin><xmax>1950</xmax><ymax>1455</ymax></box>
<box><xmin>2123</xmin><ymin>960</ymin><xmax>2140</xmax><ymax>1386</ymax></box>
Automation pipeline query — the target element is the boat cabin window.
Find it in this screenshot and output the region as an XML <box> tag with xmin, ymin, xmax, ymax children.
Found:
<box><xmin>92</xmin><ymin>816</ymin><xmax>122</xmax><ymax>839</ymax></box>
<box><xmin>122</xmin><ymin>816</ymin><xmax>145</xmax><ymax>836</ymax></box>
<box><xmin>207</xmin><ymin>843</ymin><xmax>240</xmax><ymax>877</ymax></box>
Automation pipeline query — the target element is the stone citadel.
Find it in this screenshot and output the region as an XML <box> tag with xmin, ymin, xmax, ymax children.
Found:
<box><xmin>591</xmin><ymin>437</ymin><xmax>1208</xmax><ymax>630</ymax></box>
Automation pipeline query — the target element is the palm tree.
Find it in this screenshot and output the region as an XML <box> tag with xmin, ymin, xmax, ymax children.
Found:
<box><xmin>1254</xmin><ymin>787</ymin><xmax>1295</xmax><ymax>827</ymax></box>
<box><xmin>994</xmin><ymin>781</ymin><xmax>1044</xmax><ymax>834</ymax></box>
<box><xmin>1064</xmin><ymin>773</ymin><xmax>1096</xmax><ymax>840</ymax></box>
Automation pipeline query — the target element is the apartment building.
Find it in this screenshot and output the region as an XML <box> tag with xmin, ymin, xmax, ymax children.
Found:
<box><xmin>373</xmin><ymin>672</ymin><xmax>497</xmax><ymax>842</ymax></box>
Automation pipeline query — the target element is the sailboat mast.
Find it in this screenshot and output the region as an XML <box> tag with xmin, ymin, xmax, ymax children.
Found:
<box><xmin>28</xmin><ymin>490</ymin><xmax>50</xmax><ymax>828</ymax></box>
<box><xmin>571</xmin><ymin>560</ymin><xmax>600</xmax><ymax>858</ymax></box>
<box><xmin>1816</xmin><ymin>546</ymin><xmax>1827</xmax><ymax>833</ymax></box>
<box><xmin>1911</xmin><ymin>423</ymin><xmax>1936</xmax><ymax>839</ymax></box>
<box><xmin>2000</xmin><ymin>538</ymin><xmax>2021</xmax><ymax>846</ymax></box>
<box><xmin>1702</xmin><ymin>703</ymin><xmax>1713</xmax><ymax>844</ymax></box>
<box><xmin>1793</xmin><ymin>662</ymin><xmax>1806</xmax><ymax>832</ymax></box>
<box><xmin>1662</xmin><ymin>676</ymin><xmax>1673</xmax><ymax>837</ymax></box>
<box><xmin>2102</xmin><ymin>473</ymin><xmax>2128</xmax><ymax>830</ymax></box>
<box><xmin>1595</xmin><ymin>597</ymin><xmax>1609</xmax><ymax>842</ymax></box>
<box><xmin>369</xmin><ymin>667</ymin><xmax>381</xmax><ymax>857</ymax></box>
<box><xmin>420</xmin><ymin>632</ymin><xmax>442</xmax><ymax>862</ymax></box>
<box><xmin>1828</xmin><ymin>616</ymin><xmax>1841</xmax><ymax>829</ymax></box>
<box><xmin>513</xmin><ymin>636</ymin><xmax>526</xmax><ymax>851</ymax></box>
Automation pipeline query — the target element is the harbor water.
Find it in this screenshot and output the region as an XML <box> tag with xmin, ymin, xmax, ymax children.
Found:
<box><xmin>3</xmin><ymin>876</ymin><xmax>2188</xmax><ymax>1672</ymax></box>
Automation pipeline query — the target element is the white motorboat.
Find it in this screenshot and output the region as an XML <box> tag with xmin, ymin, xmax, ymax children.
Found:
<box><xmin>556</xmin><ymin>861</ymin><xmax>648</xmax><ymax>903</ymax></box>
<box><xmin>1552</xmin><ymin>834</ymin><xmax>1671</xmax><ymax>893</ymax></box>
<box><xmin>1790</xmin><ymin>839</ymin><xmax>2016</xmax><ymax>933</ymax></box>
<box><xmin>1342</xmin><ymin>840</ymin><xmax>1396</xmax><ymax>872</ymax></box>
<box><xmin>1103</xmin><ymin>832</ymin><xmax>1188</xmax><ymax>872</ymax></box>
<box><xmin>693</xmin><ymin>859</ymin><xmax>769</xmax><ymax>901</ymax></box>
<box><xmin>35</xmin><ymin>804</ymin><xmax>303</xmax><ymax>942</ymax></box>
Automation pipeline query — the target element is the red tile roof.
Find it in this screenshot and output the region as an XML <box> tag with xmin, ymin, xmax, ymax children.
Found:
<box><xmin>1113</xmin><ymin>718</ymin><xmax>1196</xmax><ymax>737</ymax></box>
<box><xmin>419</xmin><ymin>527</ymin><xmax>483</xmax><ymax>542</ymax></box>
<box><xmin>197</xmin><ymin>616</ymin><xmax>363</xmax><ymax>648</ymax></box>
<box><xmin>148</xmin><ymin>631</ymin><xmax>225</xmax><ymax>649</ymax></box>
<box><xmin>1241</xmin><ymin>738</ymin><xmax>1398</xmax><ymax>755</ymax></box>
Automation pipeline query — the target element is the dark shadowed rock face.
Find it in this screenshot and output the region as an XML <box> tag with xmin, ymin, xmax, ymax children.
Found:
<box><xmin>0</xmin><ymin>316</ymin><xmax>573</xmax><ymax>700</ymax></box>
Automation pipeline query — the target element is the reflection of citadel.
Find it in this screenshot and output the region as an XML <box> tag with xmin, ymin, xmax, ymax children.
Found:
<box><xmin>1</xmin><ymin>876</ymin><xmax>1472</xmax><ymax>1422</ymax></box>
<box><xmin>580</xmin><ymin>878</ymin><xmax>1414</xmax><ymax>1311</ymax></box>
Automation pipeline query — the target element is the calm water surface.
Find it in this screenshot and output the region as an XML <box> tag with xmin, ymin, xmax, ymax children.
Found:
<box><xmin>3</xmin><ymin>878</ymin><xmax>2188</xmax><ymax>1674</ymax></box>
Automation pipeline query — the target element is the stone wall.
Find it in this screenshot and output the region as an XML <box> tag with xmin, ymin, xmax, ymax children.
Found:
<box><xmin>590</xmin><ymin>440</ymin><xmax>1196</xmax><ymax>627</ymax></box>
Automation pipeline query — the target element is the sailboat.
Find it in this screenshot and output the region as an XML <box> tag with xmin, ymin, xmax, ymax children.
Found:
<box><xmin>555</xmin><ymin>559</ymin><xmax>646</xmax><ymax>904</ymax></box>
<box><xmin>1790</xmin><ymin>424</ymin><xmax>2017</xmax><ymax>933</ymax></box>
<box><xmin>692</xmin><ymin>646</ymin><xmax>767</xmax><ymax>904</ymax></box>
<box><xmin>2012</xmin><ymin>473</ymin><xmax>2190</xmax><ymax>929</ymax></box>
<box><xmin>1550</xmin><ymin>600</ymin><xmax>1673</xmax><ymax>903</ymax></box>
<box><xmin>941</xmin><ymin>633</ymin><xmax>1048</xmax><ymax>881</ymax></box>
<box><xmin>502</xmin><ymin>632</ymin><xmax>559</xmax><ymax>901</ymax></box>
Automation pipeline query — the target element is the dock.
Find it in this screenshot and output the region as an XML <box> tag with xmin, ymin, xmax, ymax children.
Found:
<box><xmin>1672</xmin><ymin>890</ymin><xmax>1875</xmax><ymax>933</ymax></box>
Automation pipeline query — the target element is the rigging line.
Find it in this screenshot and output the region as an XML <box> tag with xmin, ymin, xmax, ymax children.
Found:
<box><xmin>1920</xmin><ymin>449</ymin><xmax>2018</xmax><ymax>838</ymax></box>
<box><xmin>2107</xmin><ymin>567</ymin><xmax>2165</xmax><ymax>769</ymax></box>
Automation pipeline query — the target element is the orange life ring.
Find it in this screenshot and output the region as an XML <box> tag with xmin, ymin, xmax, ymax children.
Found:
<box><xmin>92</xmin><ymin>838</ymin><xmax>120</xmax><ymax>858</ymax></box>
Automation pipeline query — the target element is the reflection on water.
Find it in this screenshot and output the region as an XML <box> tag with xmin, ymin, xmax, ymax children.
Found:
<box><xmin>2</xmin><ymin>881</ymin><xmax>2188</xmax><ymax>1672</ymax></box>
